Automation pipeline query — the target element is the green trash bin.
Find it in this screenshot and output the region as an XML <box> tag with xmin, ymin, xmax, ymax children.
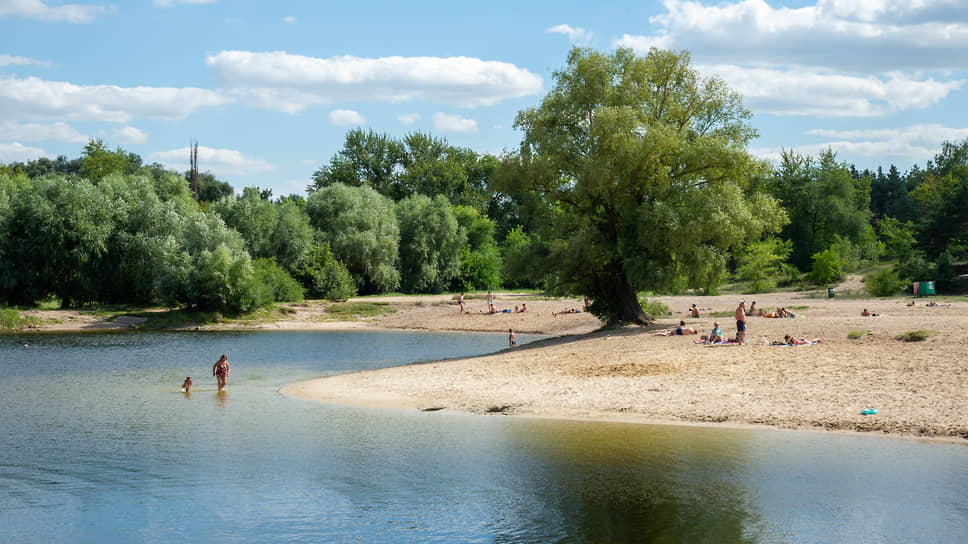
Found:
<box><xmin>917</xmin><ymin>281</ymin><xmax>935</xmax><ymax>296</ymax></box>
<box><xmin>828</xmin><ymin>287</ymin><xmax>835</xmax><ymax>298</ymax></box>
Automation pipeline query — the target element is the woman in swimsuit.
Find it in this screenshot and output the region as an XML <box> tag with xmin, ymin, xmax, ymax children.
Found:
<box><xmin>212</xmin><ymin>354</ymin><xmax>230</xmax><ymax>391</ymax></box>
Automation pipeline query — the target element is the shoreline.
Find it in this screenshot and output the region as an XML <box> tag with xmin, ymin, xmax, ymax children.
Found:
<box><xmin>13</xmin><ymin>291</ymin><xmax>968</xmax><ymax>442</ymax></box>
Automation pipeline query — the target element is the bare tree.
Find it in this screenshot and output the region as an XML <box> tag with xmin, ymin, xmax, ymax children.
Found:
<box><xmin>189</xmin><ymin>139</ymin><xmax>199</xmax><ymax>202</ymax></box>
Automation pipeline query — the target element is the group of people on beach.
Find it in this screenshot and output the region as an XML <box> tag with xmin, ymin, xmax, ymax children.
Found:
<box><xmin>459</xmin><ymin>291</ymin><xmax>530</xmax><ymax>315</ymax></box>
<box><xmin>181</xmin><ymin>354</ymin><xmax>230</xmax><ymax>393</ymax></box>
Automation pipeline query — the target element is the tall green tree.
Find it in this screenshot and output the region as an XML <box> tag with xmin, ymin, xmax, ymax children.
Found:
<box><xmin>306</xmin><ymin>183</ymin><xmax>400</xmax><ymax>294</ymax></box>
<box><xmin>310</xmin><ymin>128</ymin><xmax>405</xmax><ymax>197</ymax></box>
<box><xmin>395</xmin><ymin>194</ymin><xmax>465</xmax><ymax>293</ymax></box>
<box><xmin>80</xmin><ymin>138</ymin><xmax>131</xmax><ymax>182</ymax></box>
<box><xmin>499</xmin><ymin>47</ymin><xmax>782</xmax><ymax>324</ymax></box>
<box><xmin>771</xmin><ymin>149</ymin><xmax>871</xmax><ymax>270</ymax></box>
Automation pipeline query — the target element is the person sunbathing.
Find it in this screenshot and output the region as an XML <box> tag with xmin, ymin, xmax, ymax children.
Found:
<box><xmin>654</xmin><ymin>320</ymin><xmax>698</xmax><ymax>336</ymax></box>
<box><xmin>861</xmin><ymin>308</ymin><xmax>879</xmax><ymax>316</ymax></box>
<box><xmin>783</xmin><ymin>334</ymin><xmax>819</xmax><ymax>345</ymax></box>
<box><xmin>553</xmin><ymin>308</ymin><xmax>582</xmax><ymax>316</ymax></box>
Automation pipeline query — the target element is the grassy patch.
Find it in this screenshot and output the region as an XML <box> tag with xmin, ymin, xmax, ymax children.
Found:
<box><xmin>847</xmin><ymin>330</ymin><xmax>872</xmax><ymax>340</ymax></box>
<box><xmin>787</xmin><ymin>305</ymin><xmax>810</xmax><ymax>310</ymax></box>
<box><xmin>325</xmin><ymin>302</ymin><xmax>395</xmax><ymax>320</ymax></box>
<box><xmin>710</xmin><ymin>311</ymin><xmax>734</xmax><ymax>317</ymax></box>
<box><xmin>0</xmin><ymin>308</ymin><xmax>42</xmax><ymax>330</ymax></box>
<box><xmin>896</xmin><ymin>330</ymin><xmax>938</xmax><ymax>342</ymax></box>
<box><xmin>136</xmin><ymin>309</ymin><xmax>225</xmax><ymax>329</ymax></box>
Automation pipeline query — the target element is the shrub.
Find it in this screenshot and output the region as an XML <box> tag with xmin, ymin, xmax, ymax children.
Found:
<box><xmin>638</xmin><ymin>297</ymin><xmax>670</xmax><ymax>318</ymax></box>
<box><xmin>896</xmin><ymin>330</ymin><xmax>937</xmax><ymax>342</ymax></box>
<box><xmin>847</xmin><ymin>330</ymin><xmax>872</xmax><ymax>340</ymax></box>
<box><xmin>253</xmin><ymin>258</ymin><xmax>304</xmax><ymax>304</ymax></box>
<box><xmin>865</xmin><ymin>267</ymin><xmax>906</xmax><ymax>297</ymax></box>
<box><xmin>810</xmin><ymin>248</ymin><xmax>844</xmax><ymax>285</ymax></box>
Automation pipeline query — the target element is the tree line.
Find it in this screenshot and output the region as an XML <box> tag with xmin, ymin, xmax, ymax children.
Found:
<box><xmin>1</xmin><ymin>47</ymin><xmax>965</xmax><ymax>323</ymax></box>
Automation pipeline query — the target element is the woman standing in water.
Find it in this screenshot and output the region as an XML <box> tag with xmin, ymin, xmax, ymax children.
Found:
<box><xmin>212</xmin><ymin>354</ymin><xmax>230</xmax><ymax>391</ymax></box>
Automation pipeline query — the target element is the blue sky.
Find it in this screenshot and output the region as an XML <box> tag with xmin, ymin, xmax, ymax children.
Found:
<box><xmin>3</xmin><ymin>0</ymin><xmax>967</xmax><ymax>197</ymax></box>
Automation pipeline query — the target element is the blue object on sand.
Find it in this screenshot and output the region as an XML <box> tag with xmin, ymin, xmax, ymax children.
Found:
<box><xmin>861</xmin><ymin>408</ymin><xmax>878</xmax><ymax>415</ymax></box>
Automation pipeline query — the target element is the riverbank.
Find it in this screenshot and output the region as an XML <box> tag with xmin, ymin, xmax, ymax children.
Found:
<box><xmin>284</xmin><ymin>291</ymin><xmax>967</xmax><ymax>442</ymax></box>
<box><xmin>15</xmin><ymin>290</ymin><xmax>968</xmax><ymax>441</ymax></box>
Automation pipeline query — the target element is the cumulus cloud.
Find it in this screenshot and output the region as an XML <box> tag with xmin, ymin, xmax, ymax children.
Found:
<box><xmin>432</xmin><ymin>112</ymin><xmax>478</xmax><ymax>134</ymax></box>
<box><xmin>148</xmin><ymin>146</ymin><xmax>277</xmax><ymax>177</ymax></box>
<box><xmin>329</xmin><ymin>109</ymin><xmax>365</xmax><ymax>126</ymax></box>
<box><xmin>753</xmin><ymin>124</ymin><xmax>968</xmax><ymax>165</ymax></box>
<box><xmin>0</xmin><ymin>121</ymin><xmax>88</xmax><ymax>143</ymax></box>
<box><xmin>205</xmin><ymin>50</ymin><xmax>544</xmax><ymax>112</ymax></box>
<box><xmin>0</xmin><ymin>141</ymin><xmax>51</xmax><ymax>162</ymax></box>
<box><xmin>397</xmin><ymin>113</ymin><xmax>421</xmax><ymax>124</ymax></box>
<box><xmin>0</xmin><ymin>54</ymin><xmax>52</xmax><ymax>67</ymax></box>
<box><xmin>111</xmin><ymin>126</ymin><xmax>148</xmax><ymax>145</ymax></box>
<box><xmin>0</xmin><ymin>0</ymin><xmax>115</xmax><ymax>23</ymax></box>
<box><xmin>617</xmin><ymin>0</ymin><xmax>968</xmax><ymax>73</ymax></box>
<box><xmin>703</xmin><ymin>64</ymin><xmax>964</xmax><ymax>117</ymax></box>
<box><xmin>0</xmin><ymin>75</ymin><xmax>230</xmax><ymax>123</ymax></box>
<box><xmin>545</xmin><ymin>24</ymin><xmax>593</xmax><ymax>44</ymax></box>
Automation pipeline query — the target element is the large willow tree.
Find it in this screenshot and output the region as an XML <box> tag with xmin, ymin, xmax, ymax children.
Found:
<box><xmin>501</xmin><ymin>47</ymin><xmax>783</xmax><ymax>324</ymax></box>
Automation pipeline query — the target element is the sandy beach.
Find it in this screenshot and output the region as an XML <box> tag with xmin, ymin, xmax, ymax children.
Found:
<box><xmin>19</xmin><ymin>287</ymin><xmax>968</xmax><ymax>441</ymax></box>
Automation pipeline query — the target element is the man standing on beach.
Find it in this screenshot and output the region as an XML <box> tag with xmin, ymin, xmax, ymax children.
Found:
<box><xmin>735</xmin><ymin>300</ymin><xmax>747</xmax><ymax>345</ymax></box>
<box><xmin>509</xmin><ymin>328</ymin><xmax>517</xmax><ymax>348</ymax></box>
<box><xmin>458</xmin><ymin>293</ymin><xmax>465</xmax><ymax>314</ymax></box>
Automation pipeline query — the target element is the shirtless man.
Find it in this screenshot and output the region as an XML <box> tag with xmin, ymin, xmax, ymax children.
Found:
<box><xmin>457</xmin><ymin>293</ymin><xmax>465</xmax><ymax>314</ymax></box>
<box><xmin>735</xmin><ymin>300</ymin><xmax>747</xmax><ymax>345</ymax></box>
<box><xmin>508</xmin><ymin>328</ymin><xmax>517</xmax><ymax>348</ymax></box>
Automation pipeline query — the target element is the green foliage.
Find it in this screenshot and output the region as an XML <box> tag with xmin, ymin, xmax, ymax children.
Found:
<box><xmin>737</xmin><ymin>238</ymin><xmax>792</xmax><ymax>293</ymax></box>
<box><xmin>452</xmin><ymin>205</ymin><xmax>501</xmax><ymax>291</ymax></box>
<box><xmin>81</xmin><ymin>138</ymin><xmax>131</xmax><ymax>182</ymax></box>
<box><xmin>253</xmin><ymin>258</ymin><xmax>304</xmax><ymax>303</ymax></box>
<box><xmin>306</xmin><ymin>183</ymin><xmax>400</xmax><ymax>294</ymax></box>
<box><xmin>771</xmin><ymin>149</ymin><xmax>872</xmax><ymax>270</ymax></box>
<box><xmin>637</xmin><ymin>297</ymin><xmax>670</xmax><ymax>318</ymax></box>
<box><xmin>294</xmin><ymin>243</ymin><xmax>357</xmax><ymax>301</ymax></box>
<box><xmin>500</xmin><ymin>46</ymin><xmax>782</xmax><ymax>323</ymax></box>
<box><xmin>0</xmin><ymin>308</ymin><xmax>41</xmax><ymax>330</ymax></box>
<box><xmin>211</xmin><ymin>187</ymin><xmax>313</xmax><ymax>271</ymax></box>
<box><xmin>865</xmin><ymin>267</ymin><xmax>906</xmax><ymax>297</ymax></box>
<box><xmin>877</xmin><ymin>216</ymin><xmax>917</xmax><ymax>260</ymax></box>
<box><xmin>896</xmin><ymin>330</ymin><xmax>937</xmax><ymax>342</ymax></box>
<box><xmin>325</xmin><ymin>301</ymin><xmax>394</xmax><ymax>320</ymax></box>
<box><xmin>810</xmin><ymin>248</ymin><xmax>844</xmax><ymax>285</ymax></box>
<box><xmin>499</xmin><ymin>226</ymin><xmax>545</xmax><ymax>289</ymax></box>
<box><xmin>395</xmin><ymin>194</ymin><xmax>464</xmax><ymax>293</ymax></box>
<box><xmin>847</xmin><ymin>330</ymin><xmax>872</xmax><ymax>340</ymax></box>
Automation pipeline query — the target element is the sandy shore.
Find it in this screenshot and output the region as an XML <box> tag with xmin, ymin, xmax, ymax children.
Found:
<box><xmin>16</xmin><ymin>288</ymin><xmax>968</xmax><ymax>441</ymax></box>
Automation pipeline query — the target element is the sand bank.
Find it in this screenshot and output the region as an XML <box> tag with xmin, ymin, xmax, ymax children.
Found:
<box><xmin>282</xmin><ymin>291</ymin><xmax>968</xmax><ymax>441</ymax></box>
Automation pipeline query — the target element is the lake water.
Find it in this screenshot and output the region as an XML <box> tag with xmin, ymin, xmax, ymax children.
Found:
<box><xmin>1</xmin><ymin>331</ymin><xmax>965</xmax><ymax>543</ymax></box>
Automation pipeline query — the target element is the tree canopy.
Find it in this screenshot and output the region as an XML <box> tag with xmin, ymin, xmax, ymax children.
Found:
<box><xmin>500</xmin><ymin>47</ymin><xmax>783</xmax><ymax>324</ymax></box>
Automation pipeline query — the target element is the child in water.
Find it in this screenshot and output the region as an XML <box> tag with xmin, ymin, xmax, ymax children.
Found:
<box><xmin>181</xmin><ymin>376</ymin><xmax>193</xmax><ymax>392</ymax></box>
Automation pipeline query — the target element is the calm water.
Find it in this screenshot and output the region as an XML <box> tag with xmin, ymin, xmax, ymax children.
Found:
<box><xmin>0</xmin><ymin>331</ymin><xmax>965</xmax><ymax>544</ymax></box>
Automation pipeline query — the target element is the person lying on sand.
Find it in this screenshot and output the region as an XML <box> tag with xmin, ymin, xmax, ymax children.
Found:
<box><xmin>783</xmin><ymin>334</ymin><xmax>820</xmax><ymax>345</ymax></box>
<box><xmin>553</xmin><ymin>308</ymin><xmax>582</xmax><ymax>317</ymax></box>
<box><xmin>861</xmin><ymin>308</ymin><xmax>879</xmax><ymax>316</ymax></box>
<box><xmin>654</xmin><ymin>320</ymin><xmax>698</xmax><ymax>336</ymax></box>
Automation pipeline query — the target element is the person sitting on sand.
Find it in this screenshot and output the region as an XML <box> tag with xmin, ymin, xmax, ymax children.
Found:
<box><xmin>514</xmin><ymin>305</ymin><xmax>520</xmax><ymax>313</ymax></box>
<box><xmin>181</xmin><ymin>376</ymin><xmax>192</xmax><ymax>393</ymax></box>
<box><xmin>695</xmin><ymin>322</ymin><xmax>724</xmax><ymax>343</ymax></box>
<box><xmin>688</xmin><ymin>304</ymin><xmax>700</xmax><ymax>318</ymax></box>
<box><xmin>520</xmin><ymin>303</ymin><xmax>527</xmax><ymax>313</ymax></box>
<box><xmin>784</xmin><ymin>334</ymin><xmax>820</xmax><ymax>345</ymax></box>
<box><xmin>748</xmin><ymin>301</ymin><xmax>757</xmax><ymax>315</ymax></box>
<box><xmin>861</xmin><ymin>308</ymin><xmax>879</xmax><ymax>317</ymax></box>
<box><xmin>654</xmin><ymin>320</ymin><xmax>698</xmax><ymax>336</ymax></box>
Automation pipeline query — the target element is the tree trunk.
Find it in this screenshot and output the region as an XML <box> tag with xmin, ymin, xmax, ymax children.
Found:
<box><xmin>609</xmin><ymin>261</ymin><xmax>653</xmax><ymax>325</ymax></box>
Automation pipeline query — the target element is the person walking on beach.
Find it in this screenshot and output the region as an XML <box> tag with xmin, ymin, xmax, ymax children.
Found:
<box><xmin>212</xmin><ymin>354</ymin><xmax>230</xmax><ymax>391</ymax></box>
<box><xmin>486</xmin><ymin>291</ymin><xmax>495</xmax><ymax>313</ymax></box>
<box><xmin>508</xmin><ymin>328</ymin><xmax>517</xmax><ymax>348</ymax></box>
<box><xmin>735</xmin><ymin>300</ymin><xmax>747</xmax><ymax>345</ymax></box>
<box><xmin>458</xmin><ymin>293</ymin><xmax>465</xmax><ymax>314</ymax></box>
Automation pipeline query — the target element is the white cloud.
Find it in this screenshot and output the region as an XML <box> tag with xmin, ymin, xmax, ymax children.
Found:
<box><xmin>754</xmin><ymin>124</ymin><xmax>968</xmax><ymax>165</ymax></box>
<box><xmin>154</xmin><ymin>0</ymin><xmax>216</xmax><ymax>7</ymax></box>
<box><xmin>0</xmin><ymin>54</ymin><xmax>52</xmax><ymax>67</ymax></box>
<box><xmin>703</xmin><ymin>64</ymin><xmax>964</xmax><ymax>117</ymax></box>
<box><xmin>205</xmin><ymin>50</ymin><xmax>544</xmax><ymax>112</ymax></box>
<box><xmin>0</xmin><ymin>121</ymin><xmax>88</xmax><ymax>143</ymax></box>
<box><xmin>397</xmin><ymin>113</ymin><xmax>421</xmax><ymax>124</ymax></box>
<box><xmin>282</xmin><ymin>15</ymin><xmax>296</xmax><ymax>24</ymax></box>
<box><xmin>329</xmin><ymin>109</ymin><xmax>365</xmax><ymax>126</ymax></box>
<box><xmin>147</xmin><ymin>146</ymin><xmax>277</xmax><ymax>177</ymax></box>
<box><xmin>0</xmin><ymin>141</ymin><xmax>51</xmax><ymax>162</ymax></box>
<box><xmin>616</xmin><ymin>0</ymin><xmax>968</xmax><ymax>73</ymax></box>
<box><xmin>111</xmin><ymin>126</ymin><xmax>148</xmax><ymax>145</ymax></box>
<box><xmin>432</xmin><ymin>112</ymin><xmax>478</xmax><ymax>134</ymax></box>
<box><xmin>299</xmin><ymin>158</ymin><xmax>317</xmax><ymax>166</ymax></box>
<box><xmin>0</xmin><ymin>75</ymin><xmax>230</xmax><ymax>123</ymax></box>
<box><xmin>0</xmin><ymin>0</ymin><xmax>115</xmax><ymax>23</ymax></box>
<box><xmin>545</xmin><ymin>24</ymin><xmax>593</xmax><ymax>44</ymax></box>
